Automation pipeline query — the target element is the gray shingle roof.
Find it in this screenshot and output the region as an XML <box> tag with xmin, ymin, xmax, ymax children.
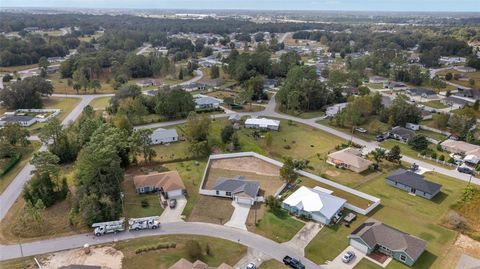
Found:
<box><xmin>350</xmin><ymin>218</ymin><xmax>426</xmax><ymax>261</ymax></box>
<box><xmin>2</xmin><ymin>115</ymin><xmax>35</xmax><ymax>122</ymax></box>
<box><xmin>212</xmin><ymin>176</ymin><xmax>260</xmax><ymax>198</ymax></box>
<box><xmin>389</xmin><ymin>126</ymin><xmax>416</xmax><ymax>139</ymax></box>
<box><xmin>387</xmin><ymin>169</ymin><xmax>442</xmax><ymax>195</ymax></box>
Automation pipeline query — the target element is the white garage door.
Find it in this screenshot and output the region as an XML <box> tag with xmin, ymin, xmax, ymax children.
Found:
<box><xmin>235</xmin><ymin>197</ymin><xmax>254</xmax><ymax>205</ymax></box>
<box><xmin>350</xmin><ymin>239</ymin><xmax>369</xmax><ymax>253</ymax></box>
<box><xmin>167</xmin><ymin>189</ymin><xmax>184</xmax><ymax>198</ymax></box>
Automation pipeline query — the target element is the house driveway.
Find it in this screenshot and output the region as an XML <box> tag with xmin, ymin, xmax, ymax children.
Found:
<box><xmin>282</xmin><ymin>222</ymin><xmax>323</xmax><ymax>256</ymax></box>
<box><xmin>234</xmin><ymin>248</ymin><xmax>271</xmax><ymax>269</ymax></box>
<box><xmin>324</xmin><ymin>246</ymin><xmax>366</xmax><ymax>269</ymax></box>
<box><xmin>159</xmin><ymin>195</ymin><xmax>187</xmax><ymax>223</ymax></box>
<box><xmin>224</xmin><ymin>201</ymin><xmax>251</xmax><ymax>230</ymax></box>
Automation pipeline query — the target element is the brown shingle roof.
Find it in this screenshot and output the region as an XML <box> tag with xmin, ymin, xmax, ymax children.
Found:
<box><xmin>217</xmin><ymin>263</ymin><xmax>233</xmax><ymax>269</ymax></box>
<box><xmin>350</xmin><ymin>218</ymin><xmax>426</xmax><ymax>261</ymax></box>
<box><xmin>328</xmin><ymin>147</ymin><xmax>373</xmax><ymax>170</ymax></box>
<box><xmin>133</xmin><ymin>171</ymin><xmax>185</xmax><ymax>192</ymax></box>
<box><xmin>168</xmin><ymin>258</ymin><xmax>207</xmax><ymax>269</ymax></box>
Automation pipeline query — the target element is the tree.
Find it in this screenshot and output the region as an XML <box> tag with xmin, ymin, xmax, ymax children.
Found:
<box><xmin>73</xmin><ymin>82</ymin><xmax>81</xmax><ymax>94</ymax></box>
<box><xmin>280</xmin><ymin>157</ymin><xmax>298</xmax><ymax>184</ymax></box>
<box><xmin>39</xmin><ymin>118</ymin><xmax>64</xmax><ymax>151</ymax></box>
<box><xmin>185</xmin><ymin>240</ymin><xmax>203</xmax><ymax>260</ymax></box>
<box><xmin>185</xmin><ymin>112</ymin><xmax>211</xmax><ymax>157</ymax></box>
<box><xmin>90</xmin><ymin>80</ymin><xmax>101</xmax><ymax>94</ymax></box>
<box><xmin>221</xmin><ymin>125</ymin><xmax>235</xmax><ymax>144</ymax></box>
<box><xmin>387</xmin><ymin>95</ymin><xmax>422</xmax><ymax>126</ymax></box>
<box><xmin>408</xmin><ymin>135</ymin><xmax>429</xmax><ymax>151</ymax></box>
<box><xmin>210</xmin><ymin>65</ymin><xmax>220</xmax><ymax>79</ymax></box>
<box><xmin>154</xmin><ymin>88</ymin><xmax>195</xmax><ymax>119</ymax></box>
<box><xmin>358</xmin><ymin>86</ymin><xmax>370</xmax><ymax>96</ymax></box>
<box><xmin>370</xmin><ymin>148</ymin><xmax>386</xmax><ymax>164</ymax></box>
<box><xmin>178</xmin><ymin>68</ymin><xmax>184</xmax><ymax>80</ymax></box>
<box><xmin>31</xmin><ymin>151</ymin><xmax>60</xmax><ymax>180</ymax></box>
<box><xmin>434</xmin><ymin>113</ymin><xmax>450</xmax><ymax>129</ymax></box>
<box><xmin>265</xmin><ymin>195</ymin><xmax>281</xmax><ymax>212</ymax></box>
<box><xmin>445</xmin><ymin>72</ymin><xmax>453</xmax><ymax>81</ymax></box>
<box><xmin>131</xmin><ymin>129</ymin><xmax>156</xmax><ymax>163</ymax></box>
<box><xmin>0</xmin><ymin>77</ymin><xmax>53</xmax><ymax>109</ymax></box>
<box><xmin>38</xmin><ymin>56</ymin><xmax>50</xmax><ymax>78</ymax></box>
<box><xmin>265</xmin><ymin>132</ymin><xmax>273</xmax><ymax>147</ymax></box>
<box><xmin>386</xmin><ymin>145</ymin><xmax>402</xmax><ymax>163</ymax></box>
<box><xmin>0</xmin><ymin>123</ymin><xmax>29</xmax><ymax>146</ymax></box>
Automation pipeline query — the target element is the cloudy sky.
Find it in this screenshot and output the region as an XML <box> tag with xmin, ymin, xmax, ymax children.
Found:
<box><xmin>4</xmin><ymin>0</ymin><xmax>480</xmax><ymax>12</ymax></box>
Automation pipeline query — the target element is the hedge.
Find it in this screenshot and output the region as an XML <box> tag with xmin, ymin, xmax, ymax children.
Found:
<box><xmin>0</xmin><ymin>154</ymin><xmax>21</xmax><ymax>177</ymax></box>
<box><xmin>135</xmin><ymin>242</ymin><xmax>177</xmax><ymax>254</ymax></box>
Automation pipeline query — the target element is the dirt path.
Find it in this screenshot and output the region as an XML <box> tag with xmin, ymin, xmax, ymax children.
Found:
<box><xmin>41</xmin><ymin>246</ymin><xmax>123</xmax><ymax>269</ymax></box>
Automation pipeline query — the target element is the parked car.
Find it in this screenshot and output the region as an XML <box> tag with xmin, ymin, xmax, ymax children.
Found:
<box><xmin>355</xmin><ymin>127</ymin><xmax>367</xmax><ymax>133</ymax></box>
<box><xmin>341</xmin><ymin>251</ymin><xmax>356</xmax><ymax>263</ymax></box>
<box><xmin>375</xmin><ymin>134</ymin><xmax>385</xmax><ymax>142</ymax></box>
<box><xmin>283</xmin><ymin>256</ymin><xmax>305</xmax><ymax>269</ymax></box>
<box><xmin>245</xmin><ymin>262</ymin><xmax>256</xmax><ymax>269</ymax></box>
<box><xmin>457</xmin><ymin>166</ymin><xmax>473</xmax><ymax>175</ymax></box>
<box><xmin>169</xmin><ymin>199</ymin><xmax>177</xmax><ymax>208</ymax></box>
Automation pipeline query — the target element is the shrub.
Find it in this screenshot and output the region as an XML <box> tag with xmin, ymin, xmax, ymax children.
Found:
<box><xmin>185</xmin><ymin>240</ymin><xmax>203</xmax><ymax>260</ymax></box>
<box><xmin>135</xmin><ymin>242</ymin><xmax>176</xmax><ymax>254</ymax></box>
<box><xmin>283</xmin><ymin>145</ymin><xmax>291</xmax><ymax>150</ymax></box>
<box><xmin>447</xmin><ymin>157</ymin><xmax>455</xmax><ymax>164</ymax></box>
<box><xmin>431</xmin><ymin>152</ymin><xmax>437</xmax><ymax>159</ymax></box>
<box><xmin>141</xmin><ymin>199</ymin><xmax>149</xmax><ymax>208</ymax></box>
<box><xmin>439</xmin><ymin>155</ymin><xmax>445</xmax><ymax>161</ymax></box>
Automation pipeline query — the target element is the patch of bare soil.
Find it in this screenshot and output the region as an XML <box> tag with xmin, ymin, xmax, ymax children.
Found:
<box><xmin>209</xmin><ymin>157</ymin><xmax>280</xmax><ymax>177</ymax></box>
<box><xmin>325</xmin><ymin>170</ymin><xmax>340</xmax><ymax>177</ymax></box>
<box><xmin>40</xmin><ymin>246</ymin><xmax>123</xmax><ymax>269</ymax></box>
<box><xmin>454</xmin><ymin>234</ymin><xmax>480</xmax><ymax>258</ymax></box>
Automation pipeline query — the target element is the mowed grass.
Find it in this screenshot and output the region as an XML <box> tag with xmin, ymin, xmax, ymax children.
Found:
<box><xmin>380</xmin><ymin>140</ymin><xmax>452</xmax><ymax>169</ymax></box>
<box><xmin>306</xmin><ymin>171</ymin><xmax>468</xmax><ymax>269</ymax></box>
<box><xmin>43</xmin><ymin>97</ymin><xmax>81</xmax><ymax>122</ymax></box>
<box><xmin>0</xmin><ymin>141</ymin><xmax>41</xmax><ymax>194</ymax></box>
<box><xmin>121</xmin><ymin>177</ymin><xmax>164</xmax><ymax>219</ymax></box>
<box><xmin>116</xmin><ymin>235</ymin><xmax>246</xmax><ymax>269</ymax></box>
<box><xmin>259</xmin><ymin>259</ymin><xmax>290</xmax><ymax>269</ymax></box>
<box><xmin>89</xmin><ymin>96</ymin><xmax>112</xmax><ymax>110</ymax></box>
<box><xmin>420</xmin><ymin>100</ymin><xmax>449</xmax><ymax>109</ymax></box>
<box><xmin>249</xmin><ymin>210</ymin><xmax>304</xmax><ymax>243</ymax></box>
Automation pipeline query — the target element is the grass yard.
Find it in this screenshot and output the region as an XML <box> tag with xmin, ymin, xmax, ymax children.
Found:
<box><xmin>417</xmin><ymin>129</ymin><xmax>447</xmax><ymax>142</ymax></box>
<box><xmin>48</xmin><ymin>72</ymin><xmax>116</xmax><ymax>94</ymax></box>
<box><xmin>421</xmin><ymin>100</ymin><xmax>449</xmax><ymax>109</ymax></box>
<box><xmin>248</xmin><ymin>209</ymin><xmax>304</xmax><ymax>243</ymax></box>
<box><xmin>89</xmin><ymin>96</ymin><xmax>112</xmax><ymax>110</ymax></box>
<box><xmin>122</xmin><ymin>177</ymin><xmax>164</xmax><ymax>219</ymax></box>
<box><xmin>306</xmin><ymin>171</ymin><xmax>469</xmax><ymax>269</ymax></box>
<box><xmin>188</xmin><ymin>195</ymin><xmax>234</xmax><ymax>224</ymax></box>
<box><xmin>0</xmin><ymin>63</ymin><xmax>38</xmax><ymax>73</ymax></box>
<box><xmin>116</xmin><ymin>235</ymin><xmax>246</xmax><ymax>269</ymax></box>
<box><xmin>0</xmin><ymin>141</ymin><xmax>41</xmax><ymax>194</ymax></box>
<box><xmin>318</xmin><ymin>116</ymin><xmax>390</xmax><ymax>142</ymax></box>
<box><xmin>259</xmin><ymin>259</ymin><xmax>290</xmax><ymax>269</ymax></box>
<box><xmin>380</xmin><ymin>140</ymin><xmax>452</xmax><ymax>169</ymax></box>
<box><xmin>437</xmin><ymin>69</ymin><xmax>480</xmax><ymax>89</ymax></box>
<box><xmin>43</xmin><ymin>97</ymin><xmax>81</xmax><ymax>122</ymax></box>
<box><xmin>365</xmin><ymin>83</ymin><xmax>385</xmax><ymax>89</ymax></box>
<box><xmin>293</xmin><ymin>110</ymin><xmax>325</xmax><ymax>119</ymax></box>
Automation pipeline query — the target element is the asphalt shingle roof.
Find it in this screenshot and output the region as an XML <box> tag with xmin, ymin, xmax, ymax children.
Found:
<box><xmin>386</xmin><ymin>169</ymin><xmax>442</xmax><ymax>195</ymax></box>
<box><xmin>212</xmin><ymin>176</ymin><xmax>260</xmax><ymax>198</ymax></box>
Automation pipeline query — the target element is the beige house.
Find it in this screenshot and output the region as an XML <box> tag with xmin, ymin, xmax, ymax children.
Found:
<box><xmin>327</xmin><ymin>147</ymin><xmax>373</xmax><ymax>173</ymax></box>
<box><xmin>168</xmin><ymin>258</ymin><xmax>232</xmax><ymax>269</ymax></box>
<box><xmin>133</xmin><ymin>171</ymin><xmax>186</xmax><ymax>198</ymax></box>
<box><xmin>440</xmin><ymin>139</ymin><xmax>480</xmax><ymax>155</ymax></box>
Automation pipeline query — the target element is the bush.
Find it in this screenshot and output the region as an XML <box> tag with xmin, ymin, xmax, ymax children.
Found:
<box><xmin>439</xmin><ymin>155</ymin><xmax>445</xmax><ymax>161</ymax></box>
<box><xmin>141</xmin><ymin>199</ymin><xmax>149</xmax><ymax>208</ymax></box>
<box><xmin>135</xmin><ymin>242</ymin><xmax>176</xmax><ymax>254</ymax></box>
<box><xmin>431</xmin><ymin>152</ymin><xmax>437</xmax><ymax>159</ymax></box>
<box><xmin>283</xmin><ymin>145</ymin><xmax>291</xmax><ymax>150</ymax></box>
<box><xmin>447</xmin><ymin>157</ymin><xmax>455</xmax><ymax>164</ymax></box>
<box><xmin>185</xmin><ymin>240</ymin><xmax>203</xmax><ymax>260</ymax></box>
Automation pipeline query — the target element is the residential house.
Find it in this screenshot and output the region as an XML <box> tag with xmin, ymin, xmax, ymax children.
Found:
<box><xmin>386</xmin><ymin>169</ymin><xmax>442</xmax><ymax>199</ymax></box>
<box><xmin>182</xmin><ymin>82</ymin><xmax>206</xmax><ymax>92</ymax></box>
<box><xmin>150</xmin><ymin>128</ymin><xmax>178</xmax><ymax>145</ymax></box>
<box><xmin>439</xmin><ymin>56</ymin><xmax>466</xmax><ymax>65</ymax></box>
<box><xmin>388</xmin><ymin>126</ymin><xmax>416</xmax><ymax>143</ymax></box>
<box><xmin>407</xmin><ymin>88</ymin><xmax>437</xmax><ymax>99</ymax></box>
<box><xmin>440</xmin><ymin>139</ymin><xmax>480</xmax><ymax>155</ymax></box>
<box><xmin>282</xmin><ymin>186</ymin><xmax>346</xmax><ymax>225</ymax></box>
<box><xmin>0</xmin><ymin>115</ymin><xmax>36</xmax><ymax>127</ymax></box>
<box><xmin>228</xmin><ymin>114</ymin><xmax>242</xmax><ymax>123</ymax></box>
<box><xmin>349</xmin><ymin>218</ymin><xmax>426</xmax><ymax>266</ymax></box>
<box><xmin>211</xmin><ymin>176</ymin><xmax>260</xmax><ymax>205</ymax></box>
<box><xmin>440</xmin><ymin>96</ymin><xmax>470</xmax><ymax>109</ymax></box>
<box><xmin>369</xmin><ymin>76</ymin><xmax>389</xmax><ymax>84</ymax></box>
<box><xmin>193</xmin><ymin>94</ymin><xmax>222</xmax><ymax>110</ymax></box>
<box><xmin>133</xmin><ymin>171</ymin><xmax>186</xmax><ymax>199</ymax></box>
<box><xmin>385</xmin><ymin>81</ymin><xmax>409</xmax><ymax>91</ymax></box>
<box><xmin>244</xmin><ymin>117</ymin><xmax>280</xmax><ymax>131</ymax></box>
<box><xmin>263</xmin><ymin>79</ymin><xmax>279</xmax><ymax>89</ymax></box>
<box><xmin>168</xmin><ymin>258</ymin><xmax>207</xmax><ymax>269</ymax></box>
<box><xmin>454</xmin><ymin>66</ymin><xmax>476</xmax><ymax>73</ymax></box>
<box><xmin>327</xmin><ymin>147</ymin><xmax>373</xmax><ymax>173</ymax></box>
<box><xmin>455</xmin><ymin>89</ymin><xmax>480</xmax><ymax>100</ymax></box>
<box><xmin>325</xmin><ymin>102</ymin><xmax>348</xmax><ymax>117</ymax></box>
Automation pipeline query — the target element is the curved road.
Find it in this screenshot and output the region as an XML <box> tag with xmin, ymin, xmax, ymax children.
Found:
<box><xmin>0</xmin><ymin>222</ymin><xmax>321</xmax><ymax>268</ymax></box>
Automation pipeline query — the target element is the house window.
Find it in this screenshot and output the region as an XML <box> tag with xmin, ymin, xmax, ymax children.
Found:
<box><xmin>216</xmin><ymin>190</ymin><xmax>219</xmax><ymax>195</ymax></box>
<box><xmin>226</xmin><ymin>192</ymin><xmax>232</xmax><ymax>196</ymax></box>
<box><xmin>400</xmin><ymin>255</ymin><xmax>407</xmax><ymax>262</ymax></box>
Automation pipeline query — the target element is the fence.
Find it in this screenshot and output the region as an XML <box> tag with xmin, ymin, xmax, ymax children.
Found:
<box><xmin>417</xmin><ymin>153</ymin><xmax>457</xmax><ymax>168</ymax></box>
<box><xmin>200</xmin><ymin>152</ymin><xmax>381</xmax><ymax>216</ymax></box>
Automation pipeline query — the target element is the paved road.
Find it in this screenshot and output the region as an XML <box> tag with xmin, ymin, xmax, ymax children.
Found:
<box><xmin>136</xmin><ymin>44</ymin><xmax>152</xmax><ymax>56</ymax></box>
<box><xmin>0</xmin><ymin>222</ymin><xmax>322</xmax><ymax>268</ymax></box>
<box><xmin>136</xmin><ymin>96</ymin><xmax>480</xmax><ymax>185</ymax></box>
<box><xmin>178</xmin><ymin>69</ymin><xmax>203</xmax><ymax>85</ymax></box>
<box><xmin>430</xmin><ymin>67</ymin><xmax>471</xmax><ymax>90</ymax></box>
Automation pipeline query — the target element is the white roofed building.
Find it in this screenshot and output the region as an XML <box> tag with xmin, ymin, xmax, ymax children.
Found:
<box><xmin>244</xmin><ymin>117</ymin><xmax>280</xmax><ymax>131</ymax></box>
<box><xmin>150</xmin><ymin>128</ymin><xmax>179</xmax><ymax>145</ymax></box>
<box><xmin>282</xmin><ymin>186</ymin><xmax>346</xmax><ymax>225</ymax></box>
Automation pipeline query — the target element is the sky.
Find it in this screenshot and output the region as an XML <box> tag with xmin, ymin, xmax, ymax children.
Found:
<box><xmin>4</xmin><ymin>0</ymin><xmax>480</xmax><ymax>12</ymax></box>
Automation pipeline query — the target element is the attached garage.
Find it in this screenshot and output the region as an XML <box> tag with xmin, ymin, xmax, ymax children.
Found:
<box><xmin>166</xmin><ymin>189</ymin><xmax>185</xmax><ymax>199</ymax></box>
<box><xmin>235</xmin><ymin>196</ymin><xmax>254</xmax><ymax>205</ymax></box>
<box><xmin>349</xmin><ymin>238</ymin><xmax>370</xmax><ymax>254</ymax></box>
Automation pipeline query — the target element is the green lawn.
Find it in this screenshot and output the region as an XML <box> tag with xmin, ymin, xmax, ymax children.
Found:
<box><xmin>420</xmin><ymin>100</ymin><xmax>449</xmax><ymax>109</ymax></box>
<box><xmin>306</xmin><ymin>171</ymin><xmax>468</xmax><ymax>269</ymax></box>
<box><xmin>122</xmin><ymin>178</ymin><xmax>164</xmax><ymax>219</ymax></box>
<box><xmin>290</xmin><ymin>110</ymin><xmax>325</xmax><ymax>119</ymax></box>
<box><xmin>26</xmin><ymin>97</ymin><xmax>81</xmax><ymax>134</ymax></box>
<box><xmin>318</xmin><ymin>116</ymin><xmax>390</xmax><ymax>142</ymax></box>
<box><xmin>259</xmin><ymin>259</ymin><xmax>290</xmax><ymax>269</ymax></box>
<box><xmin>365</xmin><ymin>83</ymin><xmax>385</xmax><ymax>89</ymax></box>
<box><xmin>89</xmin><ymin>96</ymin><xmax>111</xmax><ymax>110</ymax></box>
<box><xmin>417</xmin><ymin>129</ymin><xmax>447</xmax><ymax>142</ymax></box>
<box><xmin>116</xmin><ymin>235</ymin><xmax>246</xmax><ymax>269</ymax></box>
<box><xmin>380</xmin><ymin>140</ymin><xmax>452</xmax><ymax>169</ymax></box>
<box><xmin>0</xmin><ymin>141</ymin><xmax>41</xmax><ymax>194</ymax></box>
<box><xmin>249</xmin><ymin>210</ymin><xmax>304</xmax><ymax>243</ymax></box>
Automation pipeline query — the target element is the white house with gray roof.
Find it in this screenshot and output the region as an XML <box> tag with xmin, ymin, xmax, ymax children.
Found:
<box><xmin>282</xmin><ymin>186</ymin><xmax>346</xmax><ymax>225</ymax></box>
<box><xmin>193</xmin><ymin>94</ymin><xmax>222</xmax><ymax>110</ymax></box>
<box><xmin>210</xmin><ymin>176</ymin><xmax>260</xmax><ymax>205</ymax></box>
<box><xmin>150</xmin><ymin>128</ymin><xmax>178</xmax><ymax>145</ymax></box>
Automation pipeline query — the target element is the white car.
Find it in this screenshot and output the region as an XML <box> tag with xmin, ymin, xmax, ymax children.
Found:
<box><xmin>341</xmin><ymin>251</ymin><xmax>355</xmax><ymax>263</ymax></box>
<box><xmin>355</xmin><ymin>127</ymin><xmax>367</xmax><ymax>133</ymax></box>
<box><xmin>246</xmin><ymin>262</ymin><xmax>256</xmax><ymax>269</ymax></box>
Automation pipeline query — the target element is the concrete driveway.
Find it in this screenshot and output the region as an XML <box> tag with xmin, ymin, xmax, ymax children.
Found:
<box><xmin>159</xmin><ymin>195</ymin><xmax>186</xmax><ymax>223</ymax></box>
<box><xmin>234</xmin><ymin>248</ymin><xmax>271</xmax><ymax>269</ymax></box>
<box><xmin>282</xmin><ymin>222</ymin><xmax>323</xmax><ymax>256</ymax></box>
<box><xmin>324</xmin><ymin>246</ymin><xmax>365</xmax><ymax>269</ymax></box>
<box><xmin>225</xmin><ymin>201</ymin><xmax>251</xmax><ymax>230</ymax></box>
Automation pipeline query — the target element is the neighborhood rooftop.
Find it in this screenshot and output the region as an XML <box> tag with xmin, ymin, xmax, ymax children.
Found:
<box><xmin>133</xmin><ymin>171</ymin><xmax>186</xmax><ymax>192</ymax></box>
<box><xmin>212</xmin><ymin>176</ymin><xmax>260</xmax><ymax>199</ymax></box>
<box><xmin>350</xmin><ymin>218</ymin><xmax>427</xmax><ymax>262</ymax></box>
<box><xmin>387</xmin><ymin>169</ymin><xmax>442</xmax><ymax>195</ymax></box>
